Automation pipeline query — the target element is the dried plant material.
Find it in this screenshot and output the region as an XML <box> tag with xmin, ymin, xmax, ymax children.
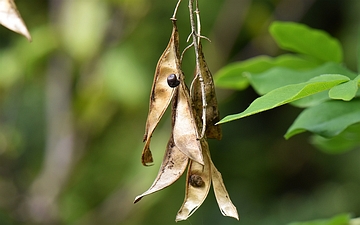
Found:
<box><xmin>141</xmin><ymin>21</ymin><xmax>181</xmax><ymax>165</ymax></box>
<box><xmin>192</xmin><ymin>42</ymin><xmax>222</xmax><ymax>140</ymax></box>
<box><xmin>175</xmin><ymin>141</ymin><xmax>211</xmax><ymax>221</ymax></box>
<box><xmin>206</xmin><ymin>150</ymin><xmax>239</xmax><ymax>220</ymax></box>
<box><xmin>0</xmin><ymin>0</ymin><xmax>31</xmax><ymax>41</ymax></box>
<box><xmin>189</xmin><ymin>174</ymin><xmax>204</xmax><ymax>187</ymax></box>
<box><xmin>167</xmin><ymin>74</ymin><xmax>180</xmax><ymax>88</ymax></box>
<box><xmin>173</xmin><ymin>80</ymin><xmax>204</xmax><ymax>165</ymax></box>
<box><xmin>137</xmin><ymin>1</ymin><xmax>239</xmax><ymax>221</ymax></box>
<box><xmin>134</xmin><ymin>136</ymin><xmax>189</xmax><ymax>203</ymax></box>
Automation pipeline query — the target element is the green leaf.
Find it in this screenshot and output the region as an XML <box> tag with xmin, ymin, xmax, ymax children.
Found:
<box><xmin>248</xmin><ymin>62</ymin><xmax>357</xmax><ymax>95</ymax></box>
<box><xmin>214</xmin><ymin>54</ymin><xmax>319</xmax><ymax>90</ymax></box>
<box><xmin>285</xmin><ymin>99</ymin><xmax>360</xmax><ymax>139</ymax></box>
<box><xmin>292</xmin><ymin>83</ymin><xmax>360</xmax><ymax>108</ymax></box>
<box><xmin>328</xmin><ymin>77</ymin><xmax>359</xmax><ymax>101</ymax></box>
<box><xmin>287</xmin><ymin>213</ymin><xmax>350</xmax><ymax>225</ymax></box>
<box><xmin>357</xmin><ymin>29</ymin><xmax>360</xmax><ymax>73</ymax></box>
<box><xmin>270</xmin><ymin>21</ymin><xmax>343</xmax><ymax>63</ymax></box>
<box><xmin>311</xmin><ymin>123</ymin><xmax>360</xmax><ymax>154</ymax></box>
<box><xmin>217</xmin><ymin>75</ymin><xmax>349</xmax><ymax>124</ymax></box>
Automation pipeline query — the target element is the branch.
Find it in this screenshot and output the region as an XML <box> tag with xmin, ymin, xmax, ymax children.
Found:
<box><xmin>188</xmin><ymin>0</ymin><xmax>207</xmax><ymax>139</ymax></box>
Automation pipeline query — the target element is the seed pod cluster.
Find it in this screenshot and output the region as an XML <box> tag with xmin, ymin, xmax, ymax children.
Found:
<box><xmin>135</xmin><ymin>15</ymin><xmax>238</xmax><ymax>222</ymax></box>
<box><xmin>136</xmin><ymin>20</ymin><xmax>203</xmax><ymax>198</ymax></box>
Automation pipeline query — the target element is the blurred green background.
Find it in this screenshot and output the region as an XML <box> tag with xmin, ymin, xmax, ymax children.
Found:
<box><xmin>0</xmin><ymin>0</ymin><xmax>360</xmax><ymax>224</ymax></box>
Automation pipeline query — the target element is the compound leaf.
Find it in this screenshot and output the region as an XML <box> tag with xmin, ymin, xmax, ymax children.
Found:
<box><xmin>214</xmin><ymin>54</ymin><xmax>319</xmax><ymax>90</ymax></box>
<box><xmin>248</xmin><ymin>62</ymin><xmax>357</xmax><ymax>95</ymax></box>
<box><xmin>218</xmin><ymin>74</ymin><xmax>349</xmax><ymax>124</ymax></box>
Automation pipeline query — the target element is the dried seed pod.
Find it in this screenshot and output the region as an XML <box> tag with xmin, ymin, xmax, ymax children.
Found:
<box><xmin>205</xmin><ymin>149</ymin><xmax>239</xmax><ymax>220</ymax></box>
<box><xmin>173</xmin><ymin>80</ymin><xmax>204</xmax><ymax>165</ymax></box>
<box><xmin>141</xmin><ymin>21</ymin><xmax>182</xmax><ymax>166</ymax></box>
<box><xmin>134</xmin><ymin>135</ymin><xmax>189</xmax><ymax>203</ymax></box>
<box><xmin>0</xmin><ymin>0</ymin><xmax>32</xmax><ymax>41</ymax></box>
<box><xmin>192</xmin><ymin>42</ymin><xmax>222</xmax><ymax>140</ymax></box>
<box><xmin>175</xmin><ymin>140</ymin><xmax>211</xmax><ymax>221</ymax></box>
<box><xmin>135</xmin><ymin>82</ymin><xmax>188</xmax><ymax>203</ymax></box>
<box><xmin>167</xmin><ymin>74</ymin><xmax>180</xmax><ymax>88</ymax></box>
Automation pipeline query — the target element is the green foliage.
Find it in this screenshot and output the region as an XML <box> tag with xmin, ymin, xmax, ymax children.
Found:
<box><xmin>214</xmin><ymin>54</ymin><xmax>321</xmax><ymax>90</ymax></box>
<box><xmin>286</xmin><ymin>213</ymin><xmax>350</xmax><ymax>225</ymax></box>
<box><xmin>218</xmin><ymin>74</ymin><xmax>349</xmax><ymax>123</ymax></box>
<box><xmin>247</xmin><ymin>62</ymin><xmax>357</xmax><ymax>95</ymax></box>
<box><xmin>216</xmin><ymin>21</ymin><xmax>360</xmax><ymax>155</ymax></box>
<box><xmin>328</xmin><ymin>75</ymin><xmax>360</xmax><ymax>101</ymax></box>
<box><xmin>1</xmin><ymin>1</ymin><xmax>360</xmax><ymax>225</ymax></box>
<box><xmin>311</xmin><ymin>123</ymin><xmax>360</xmax><ymax>154</ymax></box>
<box><xmin>285</xmin><ymin>100</ymin><xmax>360</xmax><ymax>139</ymax></box>
<box><xmin>269</xmin><ymin>22</ymin><xmax>344</xmax><ymax>63</ymax></box>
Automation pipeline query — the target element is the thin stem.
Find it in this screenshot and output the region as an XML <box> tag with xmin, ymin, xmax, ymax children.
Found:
<box><xmin>180</xmin><ymin>42</ymin><xmax>194</xmax><ymax>63</ymax></box>
<box><xmin>195</xmin><ymin>0</ymin><xmax>201</xmax><ymax>45</ymax></box>
<box><xmin>188</xmin><ymin>0</ymin><xmax>207</xmax><ymax>139</ymax></box>
<box><xmin>190</xmin><ymin>72</ymin><xmax>199</xmax><ymax>98</ymax></box>
<box><xmin>171</xmin><ymin>0</ymin><xmax>182</xmax><ymax>20</ymax></box>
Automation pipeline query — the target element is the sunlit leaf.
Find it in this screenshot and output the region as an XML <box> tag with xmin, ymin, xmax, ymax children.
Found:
<box><xmin>246</xmin><ymin>62</ymin><xmax>356</xmax><ymax>108</ymax></box>
<box><xmin>218</xmin><ymin>75</ymin><xmax>349</xmax><ymax>124</ymax></box>
<box><xmin>248</xmin><ymin>62</ymin><xmax>357</xmax><ymax>95</ymax></box>
<box><xmin>285</xmin><ymin>99</ymin><xmax>360</xmax><ymax>139</ymax></box>
<box><xmin>270</xmin><ymin>21</ymin><xmax>343</xmax><ymax>63</ymax></box>
<box><xmin>134</xmin><ymin>136</ymin><xmax>189</xmax><ymax>203</ymax></box>
<box><xmin>176</xmin><ymin>141</ymin><xmax>211</xmax><ymax>221</ymax></box>
<box><xmin>141</xmin><ymin>21</ymin><xmax>181</xmax><ymax>165</ymax></box>
<box><xmin>290</xmin><ymin>91</ymin><xmax>330</xmax><ymax>108</ymax></box>
<box><xmin>192</xmin><ymin>42</ymin><xmax>222</xmax><ymax>139</ymax></box>
<box><xmin>328</xmin><ymin>75</ymin><xmax>360</xmax><ymax>102</ymax></box>
<box><xmin>0</xmin><ymin>0</ymin><xmax>31</xmax><ymax>41</ymax></box>
<box><xmin>214</xmin><ymin>54</ymin><xmax>319</xmax><ymax>90</ymax></box>
<box><xmin>287</xmin><ymin>213</ymin><xmax>350</xmax><ymax>225</ymax></box>
<box><xmin>328</xmin><ymin>79</ymin><xmax>359</xmax><ymax>101</ymax></box>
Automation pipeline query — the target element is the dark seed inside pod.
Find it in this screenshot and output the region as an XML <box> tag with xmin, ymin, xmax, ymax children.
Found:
<box><xmin>167</xmin><ymin>74</ymin><xmax>180</xmax><ymax>88</ymax></box>
<box><xmin>189</xmin><ymin>174</ymin><xmax>204</xmax><ymax>187</ymax></box>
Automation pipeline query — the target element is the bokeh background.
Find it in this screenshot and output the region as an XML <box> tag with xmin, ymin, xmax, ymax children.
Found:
<box><xmin>0</xmin><ymin>0</ymin><xmax>360</xmax><ymax>224</ymax></box>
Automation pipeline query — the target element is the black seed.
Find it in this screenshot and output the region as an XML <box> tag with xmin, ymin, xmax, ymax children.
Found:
<box><xmin>167</xmin><ymin>74</ymin><xmax>180</xmax><ymax>88</ymax></box>
<box><xmin>189</xmin><ymin>174</ymin><xmax>204</xmax><ymax>187</ymax></box>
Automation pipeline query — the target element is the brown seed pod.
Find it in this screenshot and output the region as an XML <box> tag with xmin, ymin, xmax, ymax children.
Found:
<box><xmin>141</xmin><ymin>20</ymin><xmax>182</xmax><ymax>166</ymax></box>
<box><xmin>176</xmin><ymin>140</ymin><xmax>211</xmax><ymax>222</ymax></box>
<box><xmin>173</xmin><ymin>80</ymin><xmax>204</xmax><ymax>165</ymax></box>
<box><xmin>206</xmin><ymin>148</ymin><xmax>239</xmax><ymax>220</ymax></box>
<box><xmin>134</xmin><ymin>135</ymin><xmax>189</xmax><ymax>203</ymax></box>
<box><xmin>192</xmin><ymin>42</ymin><xmax>222</xmax><ymax>140</ymax></box>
